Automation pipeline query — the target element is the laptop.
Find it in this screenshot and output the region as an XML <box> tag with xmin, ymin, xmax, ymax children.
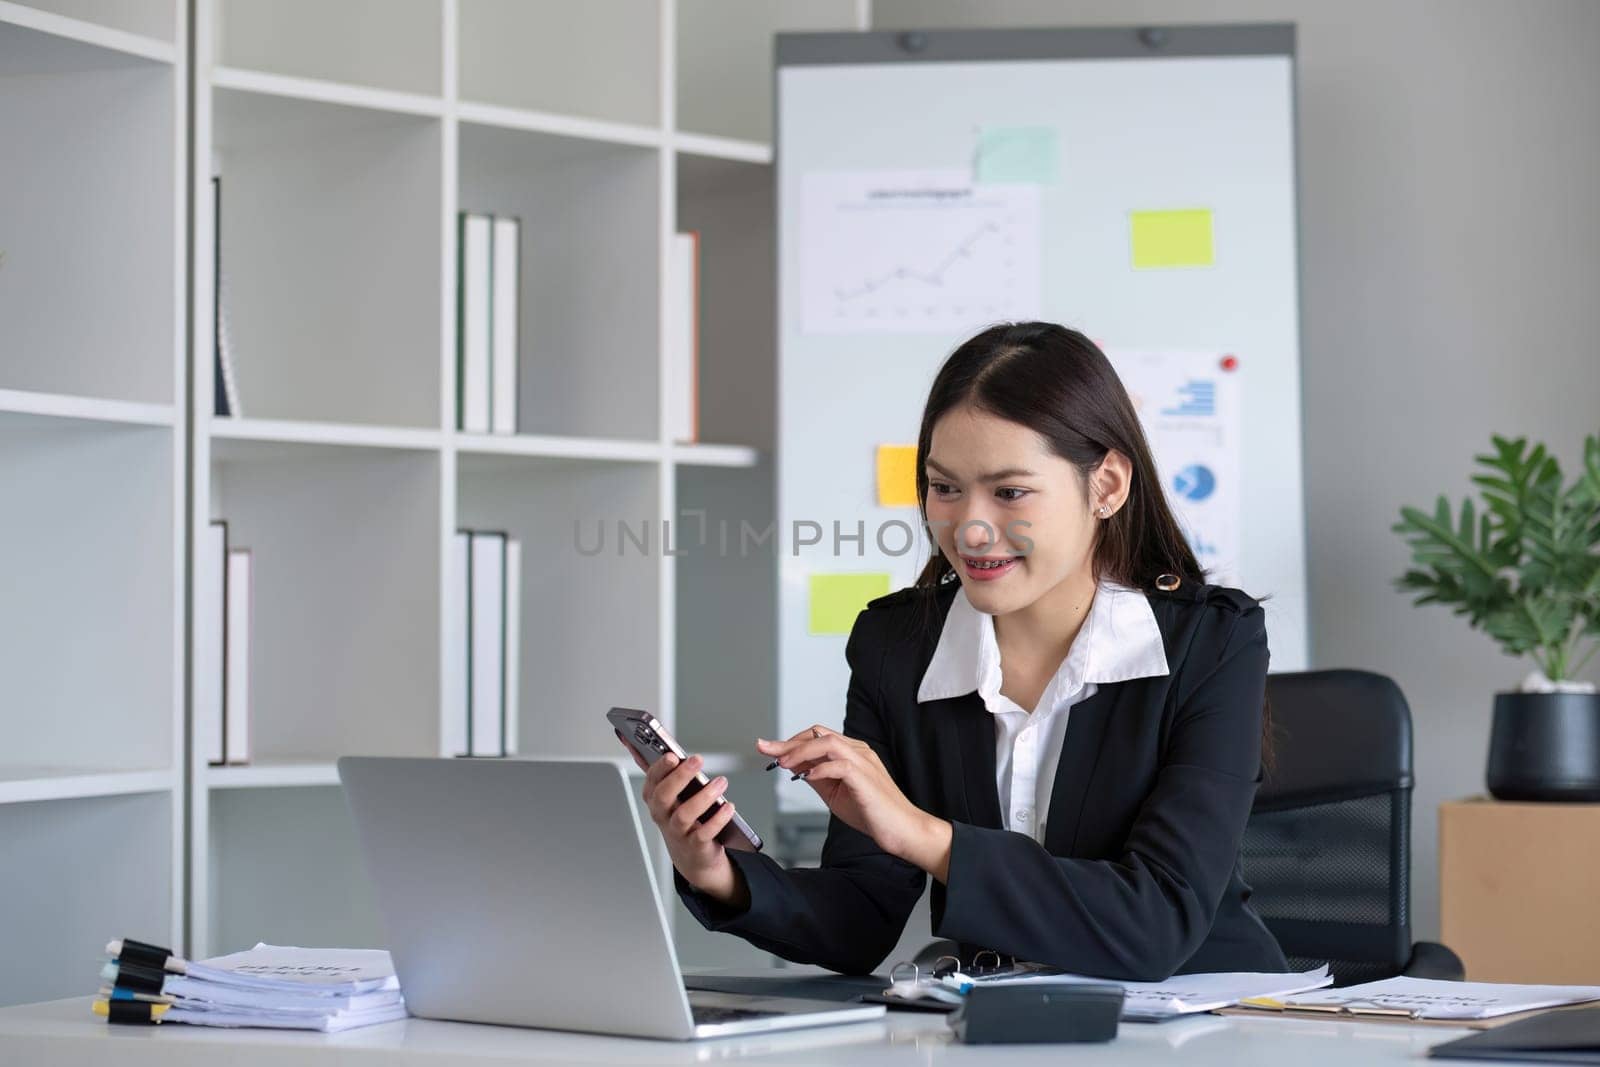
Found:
<box><xmin>336</xmin><ymin>756</ymin><xmax>887</xmax><ymax>1040</ymax></box>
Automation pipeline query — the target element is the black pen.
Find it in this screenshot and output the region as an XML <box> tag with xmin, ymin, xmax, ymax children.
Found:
<box><xmin>763</xmin><ymin>758</ymin><xmax>807</xmax><ymax>780</ymax></box>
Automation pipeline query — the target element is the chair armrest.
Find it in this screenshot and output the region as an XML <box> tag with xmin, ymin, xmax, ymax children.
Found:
<box><xmin>911</xmin><ymin>939</ymin><xmax>963</xmax><ymax>970</ymax></box>
<box><xmin>1402</xmin><ymin>941</ymin><xmax>1465</xmax><ymax>981</ymax></box>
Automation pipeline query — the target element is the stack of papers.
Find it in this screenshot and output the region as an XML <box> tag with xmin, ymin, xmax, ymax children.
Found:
<box><xmin>1270</xmin><ymin>977</ymin><xmax>1600</xmax><ymax>1021</ymax></box>
<box><xmin>94</xmin><ymin>941</ymin><xmax>407</xmax><ymax>1032</ymax></box>
<box><xmin>977</xmin><ymin>964</ymin><xmax>1334</xmax><ymax>1020</ymax></box>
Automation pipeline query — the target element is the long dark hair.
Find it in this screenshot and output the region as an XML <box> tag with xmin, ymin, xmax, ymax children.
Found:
<box><xmin>909</xmin><ymin>322</ymin><xmax>1274</xmax><ymax>766</ymax></box>
<box><xmin>912</xmin><ymin>322</ymin><xmax>1202</xmax><ymax>591</ymax></box>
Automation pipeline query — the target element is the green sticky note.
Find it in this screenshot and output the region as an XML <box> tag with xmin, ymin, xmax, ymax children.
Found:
<box><xmin>975</xmin><ymin>126</ymin><xmax>1060</xmax><ymax>184</ymax></box>
<box><xmin>808</xmin><ymin>573</ymin><xmax>892</xmax><ymax>636</ymax></box>
<box><xmin>1130</xmin><ymin>209</ymin><xmax>1215</xmax><ymax>269</ymax></box>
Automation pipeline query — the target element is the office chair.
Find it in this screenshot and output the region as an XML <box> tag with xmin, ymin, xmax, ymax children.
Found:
<box><xmin>1243</xmin><ymin>669</ymin><xmax>1464</xmax><ymax>986</ymax></box>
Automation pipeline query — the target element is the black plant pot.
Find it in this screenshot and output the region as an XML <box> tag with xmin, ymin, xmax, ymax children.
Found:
<box><xmin>1486</xmin><ymin>691</ymin><xmax>1600</xmax><ymax>801</ymax></box>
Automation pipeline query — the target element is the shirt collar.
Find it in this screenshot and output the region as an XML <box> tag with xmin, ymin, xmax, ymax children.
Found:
<box><xmin>916</xmin><ymin>579</ymin><xmax>1171</xmax><ymax>706</ymax></box>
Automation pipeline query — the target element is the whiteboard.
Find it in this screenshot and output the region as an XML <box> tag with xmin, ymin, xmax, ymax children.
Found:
<box><xmin>775</xmin><ymin>27</ymin><xmax>1307</xmax><ymax>810</ymax></box>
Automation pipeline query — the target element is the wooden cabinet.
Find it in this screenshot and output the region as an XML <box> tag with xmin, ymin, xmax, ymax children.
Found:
<box><xmin>1440</xmin><ymin>798</ymin><xmax>1600</xmax><ymax>983</ymax></box>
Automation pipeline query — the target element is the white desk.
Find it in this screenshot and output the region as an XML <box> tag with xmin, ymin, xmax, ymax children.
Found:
<box><xmin>0</xmin><ymin>995</ymin><xmax>1491</xmax><ymax>1066</ymax></box>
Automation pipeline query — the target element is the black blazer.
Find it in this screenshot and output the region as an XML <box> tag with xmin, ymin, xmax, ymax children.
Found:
<box><xmin>677</xmin><ymin>576</ymin><xmax>1288</xmax><ymax>982</ymax></box>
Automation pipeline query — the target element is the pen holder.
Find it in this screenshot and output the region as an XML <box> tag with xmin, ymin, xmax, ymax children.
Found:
<box><xmin>947</xmin><ymin>983</ymin><xmax>1123</xmax><ymax>1044</ymax></box>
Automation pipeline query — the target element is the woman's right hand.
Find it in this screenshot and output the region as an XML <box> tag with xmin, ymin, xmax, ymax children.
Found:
<box><xmin>616</xmin><ymin>735</ymin><xmax>751</xmax><ymax>910</ymax></box>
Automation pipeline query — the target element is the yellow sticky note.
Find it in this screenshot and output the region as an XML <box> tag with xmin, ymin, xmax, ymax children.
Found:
<box><xmin>808</xmin><ymin>573</ymin><xmax>891</xmax><ymax>636</ymax></box>
<box><xmin>876</xmin><ymin>444</ymin><xmax>920</xmax><ymax>508</ymax></box>
<box><xmin>1130</xmin><ymin>209</ymin><xmax>1215</xmax><ymax>269</ymax></box>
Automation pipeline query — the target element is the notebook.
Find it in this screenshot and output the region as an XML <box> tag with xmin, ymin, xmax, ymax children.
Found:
<box><xmin>1226</xmin><ymin>977</ymin><xmax>1600</xmax><ymax>1030</ymax></box>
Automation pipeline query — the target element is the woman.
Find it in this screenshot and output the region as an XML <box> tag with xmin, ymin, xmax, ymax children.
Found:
<box><xmin>622</xmin><ymin>322</ymin><xmax>1287</xmax><ymax>981</ymax></box>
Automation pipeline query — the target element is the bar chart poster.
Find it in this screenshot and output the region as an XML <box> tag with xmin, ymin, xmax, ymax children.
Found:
<box><xmin>1107</xmin><ymin>349</ymin><xmax>1243</xmax><ymax>586</ymax></box>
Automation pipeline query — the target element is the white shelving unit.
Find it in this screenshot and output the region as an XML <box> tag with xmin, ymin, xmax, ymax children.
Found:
<box><xmin>0</xmin><ymin>388</ymin><xmax>175</xmax><ymax>427</ymax></box>
<box><xmin>0</xmin><ymin>0</ymin><xmax>187</xmax><ymax>1008</ymax></box>
<box><xmin>0</xmin><ymin>767</ymin><xmax>178</xmax><ymax>807</ymax></box>
<box><xmin>186</xmin><ymin>0</ymin><xmax>861</xmax><ymax>970</ymax></box>
<box><xmin>0</xmin><ymin>0</ymin><xmax>865</xmax><ymax>1004</ymax></box>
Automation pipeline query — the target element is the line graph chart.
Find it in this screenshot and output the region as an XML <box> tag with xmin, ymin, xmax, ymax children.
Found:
<box><xmin>834</xmin><ymin>221</ymin><xmax>1003</xmax><ymax>302</ymax></box>
<box><xmin>801</xmin><ymin>170</ymin><xmax>1041</xmax><ymax>335</ymax></box>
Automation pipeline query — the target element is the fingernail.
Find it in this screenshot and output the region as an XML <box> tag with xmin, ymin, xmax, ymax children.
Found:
<box><xmin>764</xmin><ymin>759</ymin><xmax>780</xmax><ymax>771</ymax></box>
<box><xmin>714</xmin><ymin>776</ymin><xmax>728</xmax><ymax>790</ymax></box>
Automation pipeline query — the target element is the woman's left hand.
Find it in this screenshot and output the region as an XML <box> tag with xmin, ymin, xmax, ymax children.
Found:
<box><xmin>757</xmin><ymin>725</ymin><xmax>951</xmax><ymax>879</ymax></box>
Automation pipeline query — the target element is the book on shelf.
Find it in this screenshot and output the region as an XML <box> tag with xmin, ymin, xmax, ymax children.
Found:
<box><xmin>198</xmin><ymin>521</ymin><xmax>253</xmax><ymax>766</ymax></box>
<box><xmin>469</xmin><ymin>531</ymin><xmax>506</xmax><ymax>758</ymax></box>
<box><xmin>449</xmin><ymin>529</ymin><xmax>521</xmax><ymax>758</ymax></box>
<box><xmin>444</xmin><ymin>532</ymin><xmax>470</xmax><ymax>758</ymax></box>
<box><xmin>225</xmin><ymin>547</ymin><xmax>253</xmax><ymax>766</ymax></box>
<box><xmin>667</xmin><ymin>231</ymin><xmax>700</xmax><ymax>443</ymax></box>
<box><xmin>212</xmin><ymin>174</ymin><xmax>242</xmax><ymax>418</ymax></box>
<box><xmin>491</xmin><ymin>215</ymin><xmax>520</xmax><ymax>436</ymax></box>
<box><xmin>457</xmin><ymin>212</ymin><xmax>520</xmax><ymax>436</ymax></box>
<box><xmin>503</xmin><ymin>537</ymin><xmax>521</xmax><ymax>758</ymax></box>
<box><xmin>458</xmin><ymin>213</ymin><xmax>491</xmax><ymax>434</ymax></box>
<box><xmin>198</xmin><ymin>522</ymin><xmax>227</xmax><ymax>766</ymax></box>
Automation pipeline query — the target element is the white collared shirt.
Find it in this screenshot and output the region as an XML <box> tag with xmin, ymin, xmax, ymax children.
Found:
<box><xmin>916</xmin><ymin>580</ymin><xmax>1171</xmax><ymax>843</ymax></box>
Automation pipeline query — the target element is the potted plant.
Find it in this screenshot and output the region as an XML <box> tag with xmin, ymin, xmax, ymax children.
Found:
<box><xmin>1393</xmin><ymin>433</ymin><xmax>1600</xmax><ymax>801</ymax></box>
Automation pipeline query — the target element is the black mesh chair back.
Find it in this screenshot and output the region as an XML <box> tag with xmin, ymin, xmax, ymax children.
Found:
<box><xmin>1242</xmin><ymin>670</ymin><xmax>1414</xmax><ymax>986</ymax></box>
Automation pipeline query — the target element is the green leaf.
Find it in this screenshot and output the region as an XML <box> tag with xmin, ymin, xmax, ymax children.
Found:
<box><xmin>1471</xmin><ymin>474</ymin><xmax>1517</xmax><ymax>495</ymax></box>
<box><xmin>1393</xmin><ymin>431</ymin><xmax>1600</xmax><ymax>673</ymax></box>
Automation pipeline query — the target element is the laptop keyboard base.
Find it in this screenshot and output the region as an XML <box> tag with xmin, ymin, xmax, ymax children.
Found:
<box><xmin>690</xmin><ymin>1004</ymin><xmax>778</xmax><ymax>1025</ymax></box>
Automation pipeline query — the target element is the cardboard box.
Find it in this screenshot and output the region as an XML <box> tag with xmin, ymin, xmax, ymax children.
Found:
<box><xmin>1440</xmin><ymin>797</ymin><xmax>1600</xmax><ymax>983</ymax></box>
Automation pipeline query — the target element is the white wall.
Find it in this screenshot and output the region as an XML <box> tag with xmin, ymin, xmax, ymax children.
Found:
<box><xmin>870</xmin><ymin>0</ymin><xmax>1600</xmax><ymax>941</ymax></box>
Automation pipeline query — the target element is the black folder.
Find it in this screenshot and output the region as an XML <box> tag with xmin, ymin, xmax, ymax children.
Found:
<box><xmin>1430</xmin><ymin>1005</ymin><xmax>1600</xmax><ymax>1063</ymax></box>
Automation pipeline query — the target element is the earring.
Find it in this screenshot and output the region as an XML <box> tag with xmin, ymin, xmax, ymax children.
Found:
<box><xmin>1096</xmin><ymin>504</ymin><xmax>1111</xmax><ymax>518</ymax></box>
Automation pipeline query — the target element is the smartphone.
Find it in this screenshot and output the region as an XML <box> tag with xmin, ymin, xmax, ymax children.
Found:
<box><xmin>607</xmin><ymin>706</ymin><xmax>763</xmax><ymax>852</ymax></box>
